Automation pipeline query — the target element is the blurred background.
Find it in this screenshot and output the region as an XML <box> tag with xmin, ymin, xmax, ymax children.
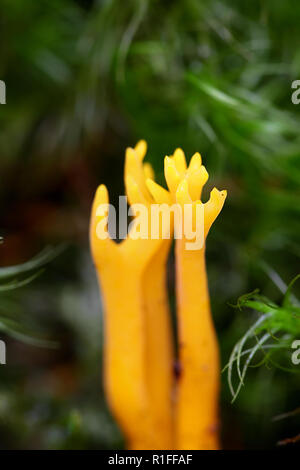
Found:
<box><xmin>0</xmin><ymin>0</ymin><xmax>299</xmax><ymax>449</ymax></box>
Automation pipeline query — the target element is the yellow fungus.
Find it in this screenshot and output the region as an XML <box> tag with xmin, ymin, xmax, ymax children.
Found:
<box><xmin>124</xmin><ymin>145</ymin><xmax>174</xmax><ymax>450</ymax></box>
<box><xmin>90</xmin><ymin>142</ymin><xmax>174</xmax><ymax>449</ymax></box>
<box><xmin>90</xmin><ymin>142</ymin><xmax>226</xmax><ymax>450</ymax></box>
<box><xmin>151</xmin><ymin>150</ymin><xmax>227</xmax><ymax>449</ymax></box>
<box><xmin>174</xmin><ymin>183</ymin><xmax>226</xmax><ymax>450</ymax></box>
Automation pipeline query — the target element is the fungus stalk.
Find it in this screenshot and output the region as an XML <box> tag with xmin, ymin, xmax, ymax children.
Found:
<box><xmin>125</xmin><ymin>143</ymin><xmax>174</xmax><ymax>449</ymax></box>
<box><xmin>90</xmin><ymin>142</ymin><xmax>174</xmax><ymax>449</ymax></box>
<box><xmin>142</xmin><ymin>244</ymin><xmax>174</xmax><ymax>449</ymax></box>
<box><xmin>90</xmin><ymin>185</ymin><xmax>152</xmax><ymax>449</ymax></box>
<box><xmin>175</xmin><ymin>180</ymin><xmax>226</xmax><ymax>450</ymax></box>
<box><xmin>151</xmin><ymin>150</ymin><xmax>227</xmax><ymax>449</ymax></box>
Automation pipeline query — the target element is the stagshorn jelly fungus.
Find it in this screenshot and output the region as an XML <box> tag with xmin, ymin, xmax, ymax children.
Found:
<box><xmin>90</xmin><ymin>141</ymin><xmax>227</xmax><ymax>450</ymax></box>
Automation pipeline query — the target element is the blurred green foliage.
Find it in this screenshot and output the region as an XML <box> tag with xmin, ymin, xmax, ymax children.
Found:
<box><xmin>225</xmin><ymin>275</ymin><xmax>300</xmax><ymax>403</ymax></box>
<box><xmin>0</xmin><ymin>245</ymin><xmax>64</xmax><ymax>346</ymax></box>
<box><xmin>0</xmin><ymin>0</ymin><xmax>299</xmax><ymax>449</ymax></box>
